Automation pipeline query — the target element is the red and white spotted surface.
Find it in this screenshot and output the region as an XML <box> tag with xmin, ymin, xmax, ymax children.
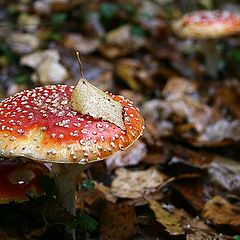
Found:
<box><xmin>0</xmin><ymin>85</ymin><xmax>144</xmax><ymax>164</ymax></box>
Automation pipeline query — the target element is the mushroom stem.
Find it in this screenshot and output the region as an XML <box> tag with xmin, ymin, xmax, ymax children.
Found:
<box><xmin>202</xmin><ymin>39</ymin><xmax>220</xmax><ymax>78</ymax></box>
<box><xmin>51</xmin><ymin>163</ymin><xmax>86</xmax><ymax>239</ymax></box>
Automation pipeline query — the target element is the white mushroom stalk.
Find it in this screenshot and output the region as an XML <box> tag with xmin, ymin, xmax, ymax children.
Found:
<box><xmin>51</xmin><ymin>164</ymin><xmax>86</xmax><ymax>216</ymax></box>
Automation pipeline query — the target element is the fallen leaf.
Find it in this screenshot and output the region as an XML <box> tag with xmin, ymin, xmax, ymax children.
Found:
<box><xmin>141</xmin><ymin>99</ymin><xmax>173</xmax><ymax>145</ymax></box>
<box><xmin>63</xmin><ymin>33</ymin><xmax>100</xmax><ymax>55</ymax></box>
<box><xmin>197</xmin><ymin>119</ymin><xmax>240</xmax><ymax>145</ymax></box>
<box><xmin>173</xmin><ymin>179</ymin><xmax>206</xmax><ymax>211</ymax></box>
<box><xmin>167</xmin><ymin>95</ymin><xmax>212</xmax><ymax>133</ymax></box>
<box><xmin>161</xmin><ymin>77</ymin><xmax>221</xmax><ymax>139</ymax></box>
<box><xmin>183</xmin><ymin>212</ymin><xmax>232</xmax><ymax>240</ymax></box>
<box><xmin>149</xmin><ymin>200</ymin><xmax>232</xmax><ymax>239</ymax></box>
<box><xmin>202</xmin><ymin>195</ymin><xmax>240</xmax><ymax>232</ymax></box>
<box><xmin>99</xmin><ymin>24</ymin><xmax>145</xmax><ymax>59</ymax></box>
<box><xmin>115</xmin><ymin>59</ymin><xmax>141</xmax><ymax>91</ymax></box>
<box><xmin>209</xmin><ymin>156</ymin><xmax>240</xmax><ymax>194</ymax></box>
<box><xmin>123</xmin><ymin>191</ymin><xmax>164</xmax><ymax>206</ymax></box>
<box><xmin>148</xmin><ymin>200</ymin><xmax>185</xmax><ymax>235</ymax></box>
<box><xmin>100</xmin><ymin>202</ymin><xmax>138</xmax><ymax>240</ymax></box>
<box><xmin>143</xmin><ymin>151</ymin><xmax>169</xmax><ymax>165</ymax></box>
<box><xmin>81</xmin><ymin>181</ymin><xmax>116</xmax><ymax>206</ymax></box>
<box><xmin>17</xmin><ymin>14</ymin><xmax>40</xmax><ymax>33</ymax></box>
<box><xmin>162</xmin><ymin>76</ymin><xmax>198</xmax><ymax>99</ymax></box>
<box><xmin>187</xmin><ymin>231</ymin><xmax>232</xmax><ymax>240</ymax></box>
<box><xmin>214</xmin><ymin>86</ymin><xmax>240</xmax><ymax>119</ymax></box>
<box><xmin>8</xmin><ymin>33</ymin><xmax>40</xmax><ymax>54</ymax></box>
<box><xmin>115</xmin><ymin>58</ymin><xmax>156</xmax><ymax>91</ymax></box>
<box><xmin>170</xmin><ymin>145</ymin><xmax>213</xmax><ymax>169</ymax></box>
<box><xmin>111</xmin><ymin>167</ymin><xmax>166</xmax><ymax>199</ymax></box>
<box><xmin>95</xmin><ymin>182</ymin><xmax>116</xmax><ymax>203</ymax></box>
<box><xmin>35</xmin><ymin>58</ymin><xmax>69</xmax><ymax>85</ymax></box>
<box><xmin>105</xmin><ymin>24</ymin><xmax>134</xmax><ymax>46</ymax></box>
<box><xmin>20</xmin><ymin>49</ymin><xmax>60</xmax><ymax>69</ymax></box>
<box><xmin>106</xmin><ymin>140</ymin><xmax>147</xmax><ymax>171</ymax></box>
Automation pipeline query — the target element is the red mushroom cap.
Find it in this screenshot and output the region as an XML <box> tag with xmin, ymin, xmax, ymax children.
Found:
<box><xmin>0</xmin><ymin>85</ymin><xmax>144</xmax><ymax>164</ymax></box>
<box><xmin>173</xmin><ymin>10</ymin><xmax>240</xmax><ymax>39</ymax></box>
<box><xmin>0</xmin><ymin>159</ymin><xmax>49</xmax><ymax>203</ymax></box>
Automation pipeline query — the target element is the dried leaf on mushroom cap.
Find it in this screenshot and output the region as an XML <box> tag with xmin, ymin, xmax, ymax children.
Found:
<box><xmin>71</xmin><ymin>77</ymin><xmax>125</xmax><ymax>130</ymax></box>
<box><xmin>71</xmin><ymin>52</ymin><xmax>126</xmax><ymax>130</ymax></box>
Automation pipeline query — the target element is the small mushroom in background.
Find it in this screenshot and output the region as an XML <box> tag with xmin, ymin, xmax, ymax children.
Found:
<box><xmin>0</xmin><ymin>158</ymin><xmax>49</xmax><ymax>204</ymax></box>
<box><xmin>0</xmin><ymin>52</ymin><xmax>144</xmax><ymax>239</ymax></box>
<box><xmin>172</xmin><ymin>10</ymin><xmax>240</xmax><ymax>77</ymax></box>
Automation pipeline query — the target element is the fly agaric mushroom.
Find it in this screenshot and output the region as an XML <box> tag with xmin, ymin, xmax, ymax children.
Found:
<box><xmin>0</xmin><ymin>158</ymin><xmax>49</xmax><ymax>204</ymax></box>
<box><xmin>172</xmin><ymin>10</ymin><xmax>240</xmax><ymax>77</ymax></box>
<box><xmin>0</xmin><ymin>52</ymin><xmax>144</xmax><ymax>238</ymax></box>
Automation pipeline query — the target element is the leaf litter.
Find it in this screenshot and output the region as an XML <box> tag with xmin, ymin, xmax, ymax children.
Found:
<box><xmin>1</xmin><ymin>0</ymin><xmax>240</xmax><ymax>239</ymax></box>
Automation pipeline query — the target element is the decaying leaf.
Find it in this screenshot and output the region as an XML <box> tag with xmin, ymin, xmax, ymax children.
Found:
<box><xmin>111</xmin><ymin>167</ymin><xmax>166</xmax><ymax>199</ymax></box>
<box><xmin>81</xmin><ymin>181</ymin><xmax>116</xmax><ymax>206</ymax></box>
<box><xmin>197</xmin><ymin>119</ymin><xmax>240</xmax><ymax>145</ymax></box>
<box><xmin>95</xmin><ymin>182</ymin><xmax>117</xmax><ymax>203</ymax></box>
<box><xmin>159</xmin><ymin>77</ymin><xmax>240</xmax><ymax>146</ymax></box>
<box><xmin>209</xmin><ymin>156</ymin><xmax>240</xmax><ymax>194</ymax></box>
<box><xmin>185</xmin><ymin>218</ymin><xmax>233</xmax><ymax>239</ymax></box>
<box><xmin>63</xmin><ymin>33</ymin><xmax>100</xmax><ymax>55</ymax></box>
<box><xmin>168</xmin><ymin>95</ymin><xmax>212</xmax><ymax>133</ymax></box>
<box><xmin>17</xmin><ymin>14</ymin><xmax>40</xmax><ymax>33</ymax></box>
<box><xmin>8</xmin><ymin>33</ymin><xmax>40</xmax><ymax>54</ymax></box>
<box><xmin>115</xmin><ymin>59</ymin><xmax>142</xmax><ymax>91</ymax></box>
<box><xmin>162</xmin><ymin>76</ymin><xmax>212</xmax><ymax>133</ymax></box>
<box><xmin>20</xmin><ymin>49</ymin><xmax>60</xmax><ymax>69</ymax></box>
<box><xmin>214</xmin><ymin>86</ymin><xmax>240</xmax><ymax>119</ymax></box>
<box><xmin>100</xmin><ymin>202</ymin><xmax>138</xmax><ymax>240</ymax></box>
<box><xmin>149</xmin><ymin>200</ymin><xmax>232</xmax><ymax>239</ymax></box>
<box><xmin>202</xmin><ymin>195</ymin><xmax>240</xmax><ymax>231</ymax></box>
<box><xmin>35</xmin><ymin>58</ymin><xmax>69</xmax><ymax>85</ymax></box>
<box><xmin>100</xmin><ymin>24</ymin><xmax>145</xmax><ymax>59</ymax></box>
<box><xmin>170</xmin><ymin>145</ymin><xmax>213</xmax><ymax>169</ymax></box>
<box><xmin>141</xmin><ymin>99</ymin><xmax>173</xmax><ymax>145</ymax></box>
<box><xmin>115</xmin><ymin>58</ymin><xmax>156</xmax><ymax>91</ymax></box>
<box><xmin>162</xmin><ymin>77</ymin><xmax>198</xmax><ymax>98</ymax></box>
<box><xmin>148</xmin><ymin>200</ymin><xmax>185</xmax><ymax>235</ymax></box>
<box><xmin>71</xmin><ymin>77</ymin><xmax>125</xmax><ymax>130</ymax></box>
<box><xmin>173</xmin><ymin>179</ymin><xmax>206</xmax><ymax>211</ymax></box>
<box><xmin>106</xmin><ymin>140</ymin><xmax>147</xmax><ymax>171</ymax></box>
<box><xmin>187</xmin><ymin>231</ymin><xmax>232</xmax><ymax>240</ymax></box>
